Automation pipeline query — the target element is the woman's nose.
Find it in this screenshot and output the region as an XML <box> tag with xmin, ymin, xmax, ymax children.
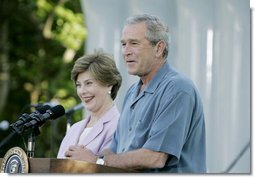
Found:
<box><xmin>78</xmin><ymin>85</ymin><xmax>87</xmax><ymax>94</ymax></box>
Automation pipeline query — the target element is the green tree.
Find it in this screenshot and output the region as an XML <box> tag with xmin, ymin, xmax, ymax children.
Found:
<box><xmin>0</xmin><ymin>0</ymin><xmax>86</xmax><ymax>157</ymax></box>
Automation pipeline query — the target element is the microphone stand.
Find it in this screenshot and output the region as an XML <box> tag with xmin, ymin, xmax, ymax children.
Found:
<box><xmin>0</xmin><ymin>131</ymin><xmax>16</xmax><ymax>149</ymax></box>
<box><xmin>10</xmin><ymin>116</ymin><xmax>41</xmax><ymax>158</ymax></box>
<box><xmin>65</xmin><ymin>103</ymin><xmax>84</xmax><ymax>133</ymax></box>
<box><xmin>65</xmin><ymin>113</ymin><xmax>72</xmax><ymax>134</ymax></box>
<box><xmin>27</xmin><ymin>126</ymin><xmax>40</xmax><ymax>158</ymax></box>
<box><xmin>0</xmin><ymin>123</ymin><xmax>25</xmax><ymax>150</ymax></box>
<box><xmin>0</xmin><ymin>126</ymin><xmax>40</xmax><ymax>158</ymax></box>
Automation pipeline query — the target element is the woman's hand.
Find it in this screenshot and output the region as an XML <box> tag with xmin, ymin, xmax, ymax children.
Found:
<box><xmin>65</xmin><ymin>145</ymin><xmax>97</xmax><ymax>163</ymax></box>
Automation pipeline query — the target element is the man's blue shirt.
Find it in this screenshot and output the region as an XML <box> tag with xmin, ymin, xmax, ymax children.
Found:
<box><xmin>110</xmin><ymin>63</ymin><xmax>206</xmax><ymax>173</ymax></box>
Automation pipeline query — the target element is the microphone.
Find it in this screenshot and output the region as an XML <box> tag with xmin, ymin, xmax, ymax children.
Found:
<box><xmin>10</xmin><ymin>105</ymin><xmax>51</xmax><ymax>128</ymax></box>
<box><xmin>65</xmin><ymin>103</ymin><xmax>84</xmax><ymax>115</ymax></box>
<box><xmin>24</xmin><ymin>105</ymin><xmax>65</xmax><ymax>128</ymax></box>
<box><xmin>0</xmin><ymin>120</ymin><xmax>9</xmax><ymax>131</ymax></box>
<box><xmin>30</xmin><ymin>101</ymin><xmax>59</xmax><ymax>108</ymax></box>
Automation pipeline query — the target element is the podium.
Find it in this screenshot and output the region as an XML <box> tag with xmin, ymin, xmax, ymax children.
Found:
<box><xmin>0</xmin><ymin>158</ymin><xmax>134</xmax><ymax>173</ymax></box>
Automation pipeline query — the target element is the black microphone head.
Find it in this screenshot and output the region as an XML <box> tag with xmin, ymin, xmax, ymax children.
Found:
<box><xmin>11</xmin><ymin>105</ymin><xmax>52</xmax><ymax>129</ymax></box>
<box><xmin>36</xmin><ymin>105</ymin><xmax>51</xmax><ymax>114</ymax></box>
<box><xmin>47</xmin><ymin>105</ymin><xmax>65</xmax><ymax>120</ymax></box>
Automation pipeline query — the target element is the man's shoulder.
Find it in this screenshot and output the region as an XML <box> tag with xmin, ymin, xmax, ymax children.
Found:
<box><xmin>163</xmin><ymin>70</ymin><xmax>195</xmax><ymax>92</ymax></box>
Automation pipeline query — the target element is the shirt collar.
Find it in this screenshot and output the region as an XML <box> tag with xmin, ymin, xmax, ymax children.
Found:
<box><xmin>140</xmin><ymin>62</ymin><xmax>172</xmax><ymax>94</ymax></box>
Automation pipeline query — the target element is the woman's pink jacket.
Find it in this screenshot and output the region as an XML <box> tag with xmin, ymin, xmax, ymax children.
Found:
<box><xmin>57</xmin><ymin>105</ymin><xmax>119</xmax><ymax>158</ymax></box>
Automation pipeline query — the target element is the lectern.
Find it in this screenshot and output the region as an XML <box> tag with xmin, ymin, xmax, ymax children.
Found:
<box><xmin>0</xmin><ymin>158</ymin><xmax>133</xmax><ymax>173</ymax></box>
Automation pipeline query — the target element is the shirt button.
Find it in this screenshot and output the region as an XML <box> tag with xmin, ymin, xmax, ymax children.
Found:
<box><xmin>129</xmin><ymin>128</ymin><xmax>132</xmax><ymax>131</ymax></box>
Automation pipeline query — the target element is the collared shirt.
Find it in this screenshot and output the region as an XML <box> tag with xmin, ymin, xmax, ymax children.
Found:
<box><xmin>110</xmin><ymin>63</ymin><xmax>206</xmax><ymax>173</ymax></box>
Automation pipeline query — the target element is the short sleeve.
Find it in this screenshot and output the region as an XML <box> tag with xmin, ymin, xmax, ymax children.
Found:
<box><xmin>109</xmin><ymin>127</ymin><xmax>118</xmax><ymax>153</ymax></box>
<box><xmin>143</xmin><ymin>91</ymin><xmax>194</xmax><ymax>163</ymax></box>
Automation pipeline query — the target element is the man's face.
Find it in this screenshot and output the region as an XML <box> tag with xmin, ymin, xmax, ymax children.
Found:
<box><xmin>121</xmin><ymin>22</ymin><xmax>158</xmax><ymax>77</ymax></box>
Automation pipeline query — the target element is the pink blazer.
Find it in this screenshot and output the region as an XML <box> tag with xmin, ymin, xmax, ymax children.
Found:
<box><xmin>57</xmin><ymin>105</ymin><xmax>119</xmax><ymax>158</ymax></box>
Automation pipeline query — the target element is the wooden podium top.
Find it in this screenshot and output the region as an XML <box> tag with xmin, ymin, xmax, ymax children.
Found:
<box><xmin>0</xmin><ymin>158</ymin><xmax>134</xmax><ymax>173</ymax></box>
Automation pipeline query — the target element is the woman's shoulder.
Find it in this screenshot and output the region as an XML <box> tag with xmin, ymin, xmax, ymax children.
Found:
<box><xmin>101</xmin><ymin>105</ymin><xmax>120</xmax><ymax>124</ymax></box>
<box><xmin>67</xmin><ymin>117</ymin><xmax>88</xmax><ymax>132</ymax></box>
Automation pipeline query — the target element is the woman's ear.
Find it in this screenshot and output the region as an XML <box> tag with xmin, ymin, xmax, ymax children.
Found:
<box><xmin>108</xmin><ymin>85</ymin><xmax>113</xmax><ymax>92</ymax></box>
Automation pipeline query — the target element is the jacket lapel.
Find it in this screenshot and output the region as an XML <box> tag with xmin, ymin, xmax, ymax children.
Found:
<box><xmin>82</xmin><ymin>108</ymin><xmax>113</xmax><ymax>146</ymax></box>
<box><xmin>70</xmin><ymin>118</ymin><xmax>90</xmax><ymax>145</ymax></box>
<box><xmin>82</xmin><ymin>120</ymin><xmax>104</xmax><ymax>146</ymax></box>
<box><xmin>79</xmin><ymin>105</ymin><xmax>117</xmax><ymax>146</ymax></box>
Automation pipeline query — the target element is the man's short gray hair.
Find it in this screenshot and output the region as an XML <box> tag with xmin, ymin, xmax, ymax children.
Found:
<box><xmin>124</xmin><ymin>14</ymin><xmax>169</xmax><ymax>59</ymax></box>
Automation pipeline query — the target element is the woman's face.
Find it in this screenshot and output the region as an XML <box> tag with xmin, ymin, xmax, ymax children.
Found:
<box><xmin>75</xmin><ymin>71</ymin><xmax>112</xmax><ymax>114</ymax></box>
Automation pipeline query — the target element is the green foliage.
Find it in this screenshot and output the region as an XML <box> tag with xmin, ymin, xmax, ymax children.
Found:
<box><xmin>0</xmin><ymin>0</ymin><xmax>86</xmax><ymax>158</ymax></box>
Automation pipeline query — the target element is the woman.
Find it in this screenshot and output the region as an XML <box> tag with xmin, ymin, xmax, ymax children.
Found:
<box><xmin>57</xmin><ymin>50</ymin><xmax>122</xmax><ymax>158</ymax></box>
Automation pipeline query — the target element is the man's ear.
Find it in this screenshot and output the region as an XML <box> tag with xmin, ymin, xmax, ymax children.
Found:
<box><xmin>155</xmin><ymin>40</ymin><xmax>166</xmax><ymax>58</ymax></box>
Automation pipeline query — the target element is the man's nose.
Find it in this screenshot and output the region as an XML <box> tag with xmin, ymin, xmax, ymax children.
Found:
<box><xmin>122</xmin><ymin>45</ymin><xmax>131</xmax><ymax>56</ymax></box>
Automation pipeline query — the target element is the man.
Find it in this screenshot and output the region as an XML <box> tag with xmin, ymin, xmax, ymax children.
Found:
<box><xmin>65</xmin><ymin>14</ymin><xmax>206</xmax><ymax>173</ymax></box>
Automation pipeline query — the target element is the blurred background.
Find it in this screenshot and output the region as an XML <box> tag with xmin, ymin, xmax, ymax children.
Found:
<box><xmin>0</xmin><ymin>0</ymin><xmax>251</xmax><ymax>173</ymax></box>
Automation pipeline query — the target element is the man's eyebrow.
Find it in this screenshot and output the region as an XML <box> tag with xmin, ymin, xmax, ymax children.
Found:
<box><xmin>121</xmin><ymin>39</ymin><xmax>140</xmax><ymax>43</ymax></box>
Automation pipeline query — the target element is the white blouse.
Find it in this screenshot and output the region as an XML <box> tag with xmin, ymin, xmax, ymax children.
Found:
<box><xmin>78</xmin><ymin>127</ymin><xmax>93</xmax><ymax>144</ymax></box>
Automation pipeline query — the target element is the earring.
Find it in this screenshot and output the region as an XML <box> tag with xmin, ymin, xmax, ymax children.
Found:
<box><xmin>108</xmin><ymin>91</ymin><xmax>111</xmax><ymax>95</ymax></box>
